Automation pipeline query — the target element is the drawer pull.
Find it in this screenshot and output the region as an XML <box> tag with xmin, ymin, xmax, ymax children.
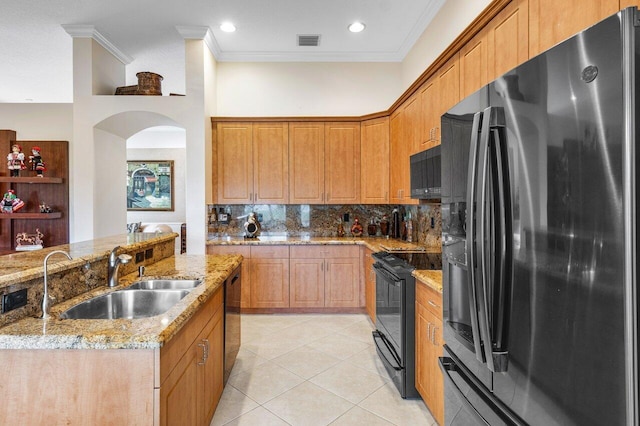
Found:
<box><xmin>428</xmin><ymin>300</ymin><xmax>438</xmax><ymax>308</ymax></box>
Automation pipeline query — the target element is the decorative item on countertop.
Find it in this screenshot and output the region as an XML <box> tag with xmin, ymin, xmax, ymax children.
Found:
<box><xmin>380</xmin><ymin>215</ymin><xmax>389</xmax><ymax>236</ymax></box>
<box><xmin>351</xmin><ymin>218</ymin><xmax>364</xmax><ymax>237</ymax></box>
<box><xmin>244</xmin><ymin>212</ymin><xmax>262</xmax><ymax>238</ymax></box>
<box><xmin>2</xmin><ymin>189</ymin><xmax>24</xmax><ymax>213</ymax></box>
<box><xmin>115</xmin><ymin>72</ymin><xmax>163</xmax><ymax>96</ymax></box>
<box><xmin>28</xmin><ymin>146</ymin><xmax>46</xmax><ymax>177</ymax></box>
<box><xmin>7</xmin><ymin>144</ymin><xmax>26</xmax><ymax>177</ymax></box>
<box><xmin>39</xmin><ymin>202</ymin><xmax>53</xmax><ymax>213</ymax></box>
<box><xmin>337</xmin><ymin>218</ymin><xmax>345</xmax><ymax>237</ymax></box>
<box><xmin>406</xmin><ymin>212</ymin><xmax>413</xmax><ymax>243</ymax></box>
<box><xmin>391</xmin><ymin>208</ymin><xmax>401</xmax><ymax>238</ymax></box>
<box><xmin>15</xmin><ymin>228</ymin><xmax>44</xmax><ymax>251</ymax></box>
<box><xmin>367</xmin><ymin>218</ymin><xmax>377</xmax><ymax>236</ymax></box>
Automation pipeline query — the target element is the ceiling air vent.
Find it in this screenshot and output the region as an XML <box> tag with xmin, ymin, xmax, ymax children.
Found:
<box><xmin>298</xmin><ymin>34</ymin><xmax>320</xmax><ymax>47</ymax></box>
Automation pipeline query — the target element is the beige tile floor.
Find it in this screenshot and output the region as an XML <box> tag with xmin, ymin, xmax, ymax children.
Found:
<box><xmin>211</xmin><ymin>313</ymin><xmax>437</xmax><ymax>426</ymax></box>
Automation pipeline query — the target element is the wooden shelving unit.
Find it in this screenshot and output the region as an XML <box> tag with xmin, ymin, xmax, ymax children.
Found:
<box><xmin>0</xmin><ymin>177</ymin><xmax>63</xmax><ymax>184</ymax></box>
<box><xmin>0</xmin><ymin>130</ymin><xmax>69</xmax><ymax>252</ymax></box>
<box><xmin>0</xmin><ymin>212</ymin><xmax>62</xmax><ymax>220</ymax></box>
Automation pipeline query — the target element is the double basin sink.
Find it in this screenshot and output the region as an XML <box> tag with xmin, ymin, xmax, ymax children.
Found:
<box><xmin>60</xmin><ymin>279</ymin><xmax>202</xmax><ymax>320</ymax></box>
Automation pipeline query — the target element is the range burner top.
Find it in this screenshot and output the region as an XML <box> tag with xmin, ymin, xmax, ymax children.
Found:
<box><xmin>373</xmin><ymin>251</ymin><xmax>442</xmax><ymax>272</ymax></box>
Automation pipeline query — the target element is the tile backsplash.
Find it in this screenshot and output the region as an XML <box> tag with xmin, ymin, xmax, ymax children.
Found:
<box><xmin>208</xmin><ymin>203</ymin><xmax>442</xmax><ymax>249</ymax></box>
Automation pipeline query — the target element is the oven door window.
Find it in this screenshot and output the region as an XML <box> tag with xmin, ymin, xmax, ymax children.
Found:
<box><xmin>374</xmin><ymin>264</ymin><xmax>404</xmax><ymax>352</ymax></box>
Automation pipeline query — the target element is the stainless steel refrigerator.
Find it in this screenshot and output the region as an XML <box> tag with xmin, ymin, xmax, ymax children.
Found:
<box><xmin>440</xmin><ymin>8</ymin><xmax>639</xmax><ymax>426</ymax></box>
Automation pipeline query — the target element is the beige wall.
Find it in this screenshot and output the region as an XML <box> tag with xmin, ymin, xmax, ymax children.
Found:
<box><xmin>401</xmin><ymin>0</ymin><xmax>493</xmax><ymax>89</ymax></box>
<box><xmin>91</xmin><ymin>39</ymin><xmax>126</xmax><ymax>96</ymax></box>
<box><xmin>215</xmin><ymin>62</ymin><xmax>403</xmax><ymax>116</ymax></box>
<box><xmin>214</xmin><ymin>0</ymin><xmax>491</xmax><ymax>117</ymax></box>
<box><xmin>0</xmin><ymin>104</ymin><xmax>73</xmax><ymax>140</ymax></box>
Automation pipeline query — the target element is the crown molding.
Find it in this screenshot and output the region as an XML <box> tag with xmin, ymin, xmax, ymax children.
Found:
<box><xmin>396</xmin><ymin>0</ymin><xmax>446</xmax><ymax>60</ymax></box>
<box><xmin>61</xmin><ymin>24</ymin><xmax>133</xmax><ymax>65</ymax></box>
<box><xmin>175</xmin><ymin>26</ymin><xmax>221</xmax><ymax>59</ymax></box>
<box><xmin>214</xmin><ymin>50</ymin><xmax>403</xmax><ymax>62</ymax></box>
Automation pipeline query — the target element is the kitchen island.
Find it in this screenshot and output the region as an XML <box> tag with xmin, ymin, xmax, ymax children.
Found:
<box><xmin>0</xmin><ymin>234</ymin><xmax>242</xmax><ymax>426</ymax></box>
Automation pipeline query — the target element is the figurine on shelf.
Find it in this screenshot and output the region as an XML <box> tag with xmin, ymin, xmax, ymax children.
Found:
<box><xmin>7</xmin><ymin>144</ymin><xmax>26</xmax><ymax>177</ymax></box>
<box><xmin>39</xmin><ymin>202</ymin><xmax>53</xmax><ymax>213</ymax></box>
<box><xmin>2</xmin><ymin>189</ymin><xmax>25</xmax><ymax>213</ymax></box>
<box><xmin>28</xmin><ymin>146</ymin><xmax>45</xmax><ymax>177</ymax></box>
<box><xmin>351</xmin><ymin>218</ymin><xmax>364</xmax><ymax>237</ymax></box>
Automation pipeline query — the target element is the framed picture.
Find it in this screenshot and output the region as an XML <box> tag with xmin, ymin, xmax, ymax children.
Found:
<box><xmin>126</xmin><ymin>161</ymin><xmax>174</xmax><ymax>211</ymax></box>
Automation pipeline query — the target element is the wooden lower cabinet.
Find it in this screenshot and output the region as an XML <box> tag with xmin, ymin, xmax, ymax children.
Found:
<box><xmin>363</xmin><ymin>247</ymin><xmax>376</xmax><ymax>322</ymax></box>
<box><xmin>325</xmin><ymin>256</ymin><xmax>360</xmax><ymax>307</ymax></box>
<box><xmin>289</xmin><ymin>245</ymin><xmax>361</xmax><ymax>309</ymax></box>
<box><xmin>290</xmin><ymin>257</ymin><xmax>325</xmax><ymax>307</ymax></box>
<box><xmin>160</xmin><ymin>285</ymin><xmax>225</xmax><ymax>426</ymax></box>
<box><xmin>415</xmin><ymin>280</ymin><xmax>444</xmax><ymax>426</ymax></box>
<box><xmin>250</xmin><ymin>246</ymin><xmax>290</xmax><ymax>308</ymax></box>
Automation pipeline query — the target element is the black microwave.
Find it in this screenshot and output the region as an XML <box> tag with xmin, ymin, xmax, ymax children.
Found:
<box><xmin>410</xmin><ymin>146</ymin><xmax>441</xmax><ymax>199</ymax></box>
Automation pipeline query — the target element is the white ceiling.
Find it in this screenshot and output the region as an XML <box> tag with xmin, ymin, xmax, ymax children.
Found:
<box><xmin>0</xmin><ymin>0</ymin><xmax>445</xmax><ymax>103</ymax></box>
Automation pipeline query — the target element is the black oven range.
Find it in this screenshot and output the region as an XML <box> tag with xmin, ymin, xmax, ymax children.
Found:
<box><xmin>372</xmin><ymin>250</ymin><xmax>441</xmax><ymax>398</ymax></box>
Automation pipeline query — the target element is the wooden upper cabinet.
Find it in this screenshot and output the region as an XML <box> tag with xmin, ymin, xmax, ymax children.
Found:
<box><xmin>361</xmin><ymin>117</ymin><xmax>390</xmax><ymax>204</ymax></box>
<box><xmin>459</xmin><ymin>29</ymin><xmax>488</xmax><ymax>100</ymax></box>
<box><xmin>487</xmin><ymin>0</ymin><xmax>529</xmax><ymax>81</ymax></box>
<box><xmin>325</xmin><ymin>122</ymin><xmax>361</xmax><ymax>204</ymax></box>
<box><xmin>419</xmin><ymin>76</ymin><xmax>439</xmax><ymax>151</ymax></box>
<box><xmin>403</xmin><ymin>95</ymin><xmax>422</xmax><ymax>155</ymax></box>
<box><xmin>389</xmin><ymin>110</ymin><xmax>406</xmax><ymax>205</ymax></box>
<box><xmin>529</xmin><ymin>0</ymin><xmax>618</xmax><ymax>57</ymax></box>
<box><xmin>216</xmin><ymin>122</ymin><xmax>253</xmax><ymax>204</ymax></box>
<box><xmin>621</xmin><ymin>0</ymin><xmax>640</xmax><ymax>8</ymax></box>
<box><xmin>289</xmin><ymin>122</ymin><xmax>325</xmax><ymax>204</ymax></box>
<box><xmin>253</xmin><ymin>123</ymin><xmax>289</xmax><ymax>204</ymax></box>
<box><xmin>438</xmin><ymin>53</ymin><xmax>460</xmax><ymax>121</ymax></box>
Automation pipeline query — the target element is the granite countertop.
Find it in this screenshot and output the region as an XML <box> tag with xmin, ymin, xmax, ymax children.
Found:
<box><xmin>0</xmin><ymin>233</ymin><xmax>178</xmax><ymax>290</ymax></box>
<box><xmin>207</xmin><ymin>234</ymin><xmax>436</xmax><ymax>254</ymax></box>
<box><xmin>0</xmin><ymin>253</ymin><xmax>242</xmax><ymax>350</ymax></box>
<box><xmin>413</xmin><ymin>270</ymin><xmax>443</xmax><ymax>293</ymax></box>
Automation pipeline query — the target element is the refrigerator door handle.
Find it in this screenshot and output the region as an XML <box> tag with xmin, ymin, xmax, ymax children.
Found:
<box><xmin>489</xmin><ymin>107</ymin><xmax>512</xmax><ymax>370</ymax></box>
<box><xmin>477</xmin><ymin>106</ymin><xmax>510</xmax><ymax>373</ymax></box>
<box><xmin>441</xmin><ymin>347</ymin><xmax>526</xmax><ymax>426</ymax></box>
<box><xmin>476</xmin><ymin>106</ymin><xmax>496</xmax><ymax>371</ymax></box>
<box><xmin>465</xmin><ymin>111</ymin><xmax>486</xmax><ymax>364</ymax></box>
<box><xmin>439</xmin><ymin>356</ymin><xmax>491</xmax><ymax>426</ymax></box>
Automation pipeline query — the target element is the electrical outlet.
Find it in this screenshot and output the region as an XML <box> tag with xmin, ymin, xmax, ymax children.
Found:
<box><xmin>145</xmin><ymin>248</ymin><xmax>153</xmax><ymax>259</ymax></box>
<box><xmin>2</xmin><ymin>289</ymin><xmax>27</xmax><ymax>313</ymax></box>
<box><xmin>135</xmin><ymin>252</ymin><xmax>144</xmax><ymax>263</ymax></box>
<box><xmin>343</xmin><ymin>213</ymin><xmax>350</xmax><ymax>223</ymax></box>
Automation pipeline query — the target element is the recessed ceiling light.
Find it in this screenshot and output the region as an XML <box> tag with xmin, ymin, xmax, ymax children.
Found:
<box><xmin>220</xmin><ymin>22</ymin><xmax>236</xmax><ymax>33</ymax></box>
<box><xmin>348</xmin><ymin>22</ymin><xmax>366</xmax><ymax>33</ymax></box>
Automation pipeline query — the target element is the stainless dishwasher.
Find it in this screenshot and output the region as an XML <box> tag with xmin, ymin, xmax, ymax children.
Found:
<box><xmin>224</xmin><ymin>266</ymin><xmax>241</xmax><ymax>383</ymax></box>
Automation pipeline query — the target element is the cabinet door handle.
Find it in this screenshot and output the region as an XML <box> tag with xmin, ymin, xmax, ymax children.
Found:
<box><xmin>431</xmin><ymin>326</ymin><xmax>437</xmax><ymax>345</ymax></box>
<box><xmin>428</xmin><ymin>300</ymin><xmax>438</xmax><ymax>308</ymax></box>
<box><xmin>426</xmin><ymin>322</ymin><xmax>432</xmax><ymax>343</ymax></box>
<box><xmin>197</xmin><ymin>341</ymin><xmax>207</xmax><ymax>365</ymax></box>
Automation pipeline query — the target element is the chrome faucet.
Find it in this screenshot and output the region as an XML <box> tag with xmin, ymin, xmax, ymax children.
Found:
<box><xmin>42</xmin><ymin>250</ymin><xmax>73</xmax><ymax>319</ymax></box>
<box><xmin>107</xmin><ymin>246</ymin><xmax>132</xmax><ymax>287</ymax></box>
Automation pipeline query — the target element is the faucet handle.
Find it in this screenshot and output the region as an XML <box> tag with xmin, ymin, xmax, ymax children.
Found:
<box><xmin>119</xmin><ymin>253</ymin><xmax>133</xmax><ymax>264</ymax></box>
